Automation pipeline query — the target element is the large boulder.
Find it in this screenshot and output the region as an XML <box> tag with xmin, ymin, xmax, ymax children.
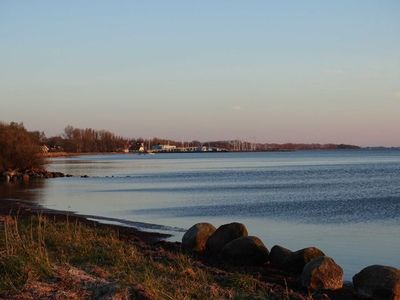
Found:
<box><xmin>269</xmin><ymin>245</ymin><xmax>293</xmax><ymax>269</ymax></box>
<box><xmin>286</xmin><ymin>247</ymin><xmax>325</xmax><ymax>274</ymax></box>
<box><xmin>182</xmin><ymin>223</ymin><xmax>216</xmax><ymax>253</ymax></box>
<box><xmin>353</xmin><ymin>265</ymin><xmax>400</xmax><ymax>300</ymax></box>
<box><xmin>206</xmin><ymin>222</ymin><xmax>248</xmax><ymax>255</ymax></box>
<box><xmin>301</xmin><ymin>256</ymin><xmax>343</xmax><ymax>291</ymax></box>
<box><xmin>221</xmin><ymin>236</ymin><xmax>269</xmax><ymax>266</ymax></box>
<box><xmin>270</xmin><ymin>245</ymin><xmax>325</xmax><ymax>273</ymax></box>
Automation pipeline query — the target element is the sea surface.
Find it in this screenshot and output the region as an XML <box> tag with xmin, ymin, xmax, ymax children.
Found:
<box><xmin>2</xmin><ymin>150</ymin><xmax>400</xmax><ymax>280</ymax></box>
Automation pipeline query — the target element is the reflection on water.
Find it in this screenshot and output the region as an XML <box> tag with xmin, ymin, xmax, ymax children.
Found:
<box><xmin>2</xmin><ymin>150</ymin><xmax>400</xmax><ymax>279</ymax></box>
<box><xmin>0</xmin><ymin>180</ymin><xmax>46</xmax><ymax>204</ymax></box>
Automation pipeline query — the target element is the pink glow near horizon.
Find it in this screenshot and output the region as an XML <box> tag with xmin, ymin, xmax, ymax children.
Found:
<box><xmin>1</xmin><ymin>1</ymin><xmax>399</xmax><ymax>147</ymax></box>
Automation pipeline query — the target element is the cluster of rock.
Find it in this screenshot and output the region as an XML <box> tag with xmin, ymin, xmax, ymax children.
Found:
<box><xmin>182</xmin><ymin>222</ymin><xmax>400</xmax><ymax>299</ymax></box>
<box><xmin>0</xmin><ymin>169</ymin><xmax>71</xmax><ymax>183</ymax></box>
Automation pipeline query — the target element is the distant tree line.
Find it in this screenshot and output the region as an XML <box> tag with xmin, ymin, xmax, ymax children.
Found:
<box><xmin>0</xmin><ymin>122</ymin><xmax>45</xmax><ymax>171</ymax></box>
<box><xmin>0</xmin><ymin>121</ymin><xmax>361</xmax><ymax>171</ymax></box>
<box><xmin>204</xmin><ymin>141</ymin><xmax>360</xmax><ymax>152</ymax></box>
<box><xmin>47</xmin><ymin>129</ymin><xmax>359</xmax><ymax>153</ymax></box>
<box><xmin>126</xmin><ymin>139</ymin><xmax>360</xmax><ymax>152</ymax></box>
<box><xmin>47</xmin><ymin>126</ymin><xmax>129</xmax><ymax>153</ymax></box>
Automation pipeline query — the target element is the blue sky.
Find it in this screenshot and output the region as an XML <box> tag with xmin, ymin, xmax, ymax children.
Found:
<box><xmin>1</xmin><ymin>1</ymin><xmax>399</xmax><ymax>146</ymax></box>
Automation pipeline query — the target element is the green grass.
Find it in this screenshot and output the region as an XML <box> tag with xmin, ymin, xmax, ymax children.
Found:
<box><xmin>0</xmin><ymin>216</ymin><xmax>275</xmax><ymax>299</ymax></box>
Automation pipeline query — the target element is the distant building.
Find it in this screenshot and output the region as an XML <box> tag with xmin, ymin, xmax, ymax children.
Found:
<box><xmin>121</xmin><ymin>143</ymin><xmax>132</xmax><ymax>153</ymax></box>
<box><xmin>152</xmin><ymin>144</ymin><xmax>177</xmax><ymax>152</ymax></box>
<box><xmin>138</xmin><ymin>142</ymin><xmax>145</xmax><ymax>152</ymax></box>
<box><xmin>129</xmin><ymin>142</ymin><xmax>145</xmax><ymax>152</ymax></box>
<box><xmin>41</xmin><ymin>145</ymin><xmax>49</xmax><ymax>153</ymax></box>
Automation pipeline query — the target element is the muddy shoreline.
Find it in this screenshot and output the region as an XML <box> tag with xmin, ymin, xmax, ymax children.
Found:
<box><xmin>0</xmin><ymin>197</ymin><xmax>169</xmax><ymax>245</ymax></box>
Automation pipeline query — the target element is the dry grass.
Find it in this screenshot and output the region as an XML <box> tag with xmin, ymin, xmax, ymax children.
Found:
<box><xmin>0</xmin><ymin>215</ymin><xmax>275</xmax><ymax>299</ymax></box>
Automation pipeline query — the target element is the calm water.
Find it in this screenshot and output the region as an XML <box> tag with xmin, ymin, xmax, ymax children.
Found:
<box><xmin>2</xmin><ymin>150</ymin><xmax>400</xmax><ymax>279</ymax></box>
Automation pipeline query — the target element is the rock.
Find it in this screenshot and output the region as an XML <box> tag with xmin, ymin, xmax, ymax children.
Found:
<box><xmin>206</xmin><ymin>222</ymin><xmax>248</xmax><ymax>255</ymax></box>
<box><xmin>53</xmin><ymin>172</ymin><xmax>65</xmax><ymax>178</ymax></box>
<box><xmin>311</xmin><ymin>293</ymin><xmax>331</xmax><ymax>300</ymax></box>
<box><xmin>286</xmin><ymin>247</ymin><xmax>325</xmax><ymax>274</ymax></box>
<box><xmin>270</xmin><ymin>245</ymin><xmax>293</xmax><ymax>269</ymax></box>
<box><xmin>301</xmin><ymin>256</ymin><xmax>343</xmax><ymax>291</ymax></box>
<box><xmin>353</xmin><ymin>265</ymin><xmax>400</xmax><ymax>300</ymax></box>
<box><xmin>221</xmin><ymin>236</ymin><xmax>269</xmax><ymax>265</ymax></box>
<box><xmin>269</xmin><ymin>245</ymin><xmax>325</xmax><ymax>274</ymax></box>
<box><xmin>182</xmin><ymin>223</ymin><xmax>216</xmax><ymax>253</ymax></box>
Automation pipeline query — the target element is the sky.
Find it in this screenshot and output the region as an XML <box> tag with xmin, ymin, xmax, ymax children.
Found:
<box><xmin>0</xmin><ymin>1</ymin><xmax>399</xmax><ymax>146</ymax></box>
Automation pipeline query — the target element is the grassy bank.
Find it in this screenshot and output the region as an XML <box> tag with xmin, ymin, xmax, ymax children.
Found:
<box><xmin>0</xmin><ymin>215</ymin><xmax>283</xmax><ymax>299</ymax></box>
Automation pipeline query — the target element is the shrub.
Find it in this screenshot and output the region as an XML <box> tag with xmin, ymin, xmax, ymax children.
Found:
<box><xmin>0</xmin><ymin>122</ymin><xmax>45</xmax><ymax>172</ymax></box>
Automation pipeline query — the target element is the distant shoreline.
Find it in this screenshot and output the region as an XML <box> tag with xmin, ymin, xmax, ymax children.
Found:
<box><xmin>42</xmin><ymin>151</ymin><xmax>128</xmax><ymax>158</ymax></box>
<box><xmin>41</xmin><ymin>147</ymin><xmax>385</xmax><ymax>158</ymax></box>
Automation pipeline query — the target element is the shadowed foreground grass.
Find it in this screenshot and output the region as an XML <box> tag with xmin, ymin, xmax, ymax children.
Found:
<box><xmin>0</xmin><ymin>216</ymin><xmax>277</xmax><ymax>299</ymax></box>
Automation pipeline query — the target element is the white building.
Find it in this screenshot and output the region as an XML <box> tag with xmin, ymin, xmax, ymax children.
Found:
<box><xmin>151</xmin><ymin>144</ymin><xmax>177</xmax><ymax>152</ymax></box>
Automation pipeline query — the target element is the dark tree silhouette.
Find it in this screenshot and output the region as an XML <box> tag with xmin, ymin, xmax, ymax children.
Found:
<box><xmin>47</xmin><ymin>126</ymin><xmax>129</xmax><ymax>153</ymax></box>
<box><xmin>0</xmin><ymin>122</ymin><xmax>45</xmax><ymax>171</ymax></box>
